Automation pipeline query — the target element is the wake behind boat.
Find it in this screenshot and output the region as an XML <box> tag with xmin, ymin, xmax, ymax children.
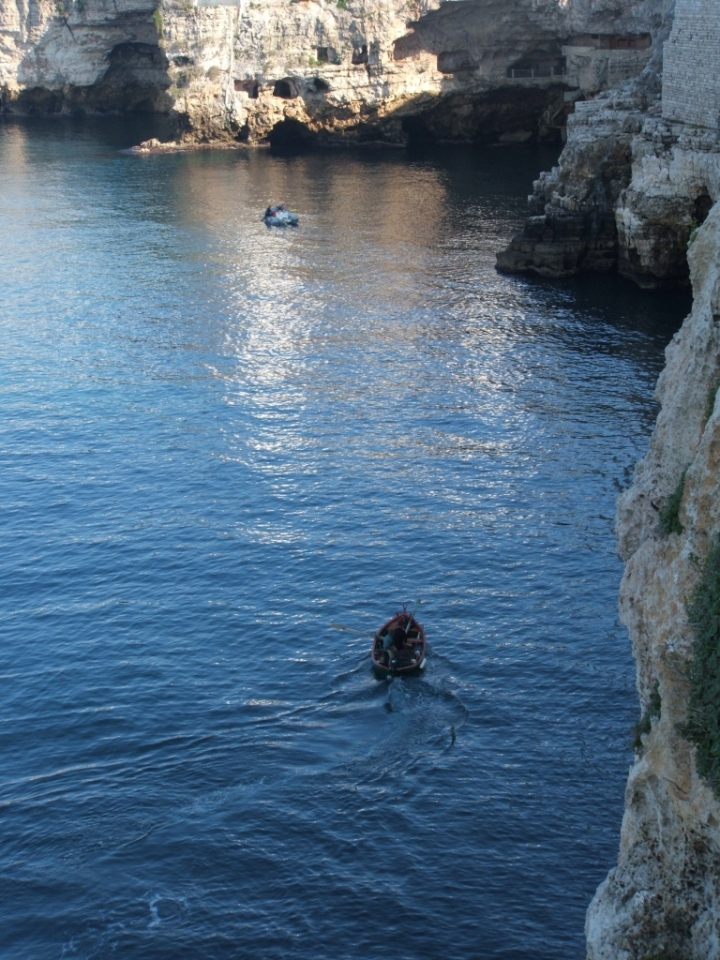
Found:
<box><xmin>371</xmin><ymin>607</ymin><xmax>427</xmax><ymax>679</ymax></box>
<box><xmin>263</xmin><ymin>204</ymin><xmax>299</xmax><ymax>227</ymax></box>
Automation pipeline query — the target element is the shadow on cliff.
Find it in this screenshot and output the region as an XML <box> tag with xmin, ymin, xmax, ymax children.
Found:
<box><xmin>266</xmin><ymin>0</ymin><xmax>573</xmax><ymax>152</ymax></box>
<box><xmin>266</xmin><ymin>81</ymin><xmax>570</xmax><ymax>153</ymax></box>
<box><xmin>2</xmin><ymin>13</ymin><xmax>174</xmax><ymax>119</ymax></box>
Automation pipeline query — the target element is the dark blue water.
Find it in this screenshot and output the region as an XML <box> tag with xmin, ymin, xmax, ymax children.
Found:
<box><xmin>0</xmin><ymin>119</ymin><xmax>691</xmax><ymax>960</ymax></box>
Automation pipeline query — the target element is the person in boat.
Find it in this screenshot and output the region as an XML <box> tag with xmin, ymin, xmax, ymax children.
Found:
<box><xmin>380</xmin><ymin>626</ymin><xmax>407</xmax><ymax>666</ymax></box>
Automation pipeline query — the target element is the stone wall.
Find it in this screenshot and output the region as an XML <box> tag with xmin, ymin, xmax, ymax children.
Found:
<box><xmin>663</xmin><ymin>0</ymin><xmax>720</xmax><ymax>130</ymax></box>
<box><xmin>564</xmin><ymin>44</ymin><xmax>652</xmax><ymax>93</ymax></box>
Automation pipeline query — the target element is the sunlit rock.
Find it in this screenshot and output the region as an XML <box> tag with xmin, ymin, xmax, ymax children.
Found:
<box><xmin>1</xmin><ymin>0</ymin><xmax>661</xmax><ymax>145</ymax></box>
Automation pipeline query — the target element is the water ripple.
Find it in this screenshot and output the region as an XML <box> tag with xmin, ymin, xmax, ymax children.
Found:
<box><xmin>0</xmin><ymin>121</ymin><xmax>691</xmax><ymax>960</ymax></box>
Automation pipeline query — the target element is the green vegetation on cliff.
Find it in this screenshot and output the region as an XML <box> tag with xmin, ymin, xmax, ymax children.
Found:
<box><xmin>681</xmin><ymin>536</ymin><xmax>720</xmax><ymax>797</ymax></box>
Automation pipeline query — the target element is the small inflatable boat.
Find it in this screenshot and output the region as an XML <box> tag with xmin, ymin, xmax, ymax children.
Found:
<box><xmin>263</xmin><ymin>204</ymin><xmax>299</xmax><ymax>227</ymax></box>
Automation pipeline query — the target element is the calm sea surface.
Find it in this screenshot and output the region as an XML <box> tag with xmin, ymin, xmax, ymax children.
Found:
<box><xmin>0</xmin><ymin>119</ymin><xmax>691</xmax><ymax>960</ymax></box>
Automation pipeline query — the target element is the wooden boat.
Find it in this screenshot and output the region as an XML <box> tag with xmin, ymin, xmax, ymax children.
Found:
<box><xmin>371</xmin><ymin>608</ymin><xmax>427</xmax><ymax>679</ymax></box>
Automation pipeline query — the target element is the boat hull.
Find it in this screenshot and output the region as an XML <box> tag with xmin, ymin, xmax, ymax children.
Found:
<box><xmin>372</xmin><ymin>655</ymin><xmax>426</xmax><ymax>680</ymax></box>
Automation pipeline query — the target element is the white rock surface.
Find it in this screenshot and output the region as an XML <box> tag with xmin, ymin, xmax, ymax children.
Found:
<box><xmin>0</xmin><ymin>0</ymin><xmax>665</xmax><ymax>143</ymax></box>
<box><xmin>587</xmin><ymin>198</ymin><xmax>720</xmax><ymax>960</ymax></box>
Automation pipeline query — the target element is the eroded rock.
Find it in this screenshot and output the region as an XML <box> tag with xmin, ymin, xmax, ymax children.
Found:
<box><xmin>0</xmin><ymin>0</ymin><xmax>662</xmax><ymax>146</ymax></box>
<box><xmin>494</xmin><ymin>0</ymin><xmax>720</xmax><ymax>289</ymax></box>
<box><xmin>587</xmin><ymin>198</ymin><xmax>720</xmax><ymax>960</ymax></box>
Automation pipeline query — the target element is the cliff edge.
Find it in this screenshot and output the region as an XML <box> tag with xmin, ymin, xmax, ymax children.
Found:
<box><xmin>587</xmin><ymin>201</ymin><xmax>720</xmax><ymax>960</ymax></box>
<box><xmin>496</xmin><ymin>3</ymin><xmax>720</xmax><ymax>955</ymax></box>
<box><xmin>580</xmin><ymin>2</ymin><xmax>720</xmax><ymax>956</ymax></box>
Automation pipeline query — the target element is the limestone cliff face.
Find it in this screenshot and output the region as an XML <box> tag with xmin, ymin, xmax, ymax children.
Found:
<box><xmin>494</xmin><ymin>4</ymin><xmax>720</xmax><ymax>955</ymax></box>
<box><xmin>159</xmin><ymin>0</ymin><xmax>450</xmax><ymax>144</ymax></box>
<box><xmin>495</xmin><ymin>0</ymin><xmax>718</xmax><ymax>288</ymax></box>
<box><xmin>587</xmin><ymin>201</ymin><xmax>720</xmax><ymax>960</ymax></box>
<box><xmin>496</xmin><ymin>89</ymin><xmax>647</xmax><ymax>278</ymax></box>
<box><xmin>0</xmin><ymin>0</ymin><xmax>661</xmax><ymax>144</ymax></box>
<box><xmin>540</xmin><ymin>2</ymin><xmax>720</xmax><ymax>955</ymax></box>
<box><xmin>0</xmin><ymin>0</ymin><xmax>170</xmax><ymax>112</ymax></box>
<box><xmin>496</xmin><ymin>90</ymin><xmax>720</xmax><ymax>288</ymax></box>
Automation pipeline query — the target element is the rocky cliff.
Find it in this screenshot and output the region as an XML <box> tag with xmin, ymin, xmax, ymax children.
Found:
<box><xmin>496</xmin><ymin>89</ymin><xmax>720</xmax><ymax>288</ymax></box>
<box><xmin>507</xmin><ymin>1</ymin><xmax>720</xmax><ymax>956</ymax></box>
<box><xmin>586</xmin><ymin>200</ymin><xmax>720</xmax><ymax>960</ymax></box>
<box><xmin>498</xmin><ymin>0</ymin><xmax>720</xmax><ymax>287</ymax></box>
<box><xmin>496</xmin><ymin>0</ymin><xmax>720</xmax><ymax>290</ymax></box>
<box><xmin>0</xmin><ymin>0</ymin><xmax>661</xmax><ymax>145</ymax></box>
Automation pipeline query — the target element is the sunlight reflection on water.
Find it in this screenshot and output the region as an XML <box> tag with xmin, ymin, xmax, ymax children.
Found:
<box><xmin>0</xmin><ymin>120</ymin><xmax>692</xmax><ymax>960</ymax></box>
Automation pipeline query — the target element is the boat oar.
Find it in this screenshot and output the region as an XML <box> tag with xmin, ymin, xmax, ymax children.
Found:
<box><xmin>331</xmin><ymin>622</ymin><xmax>377</xmax><ymax>638</ymax></box>
<box><xmin>404</xmin><ymin>598</ymin><xmax>421</xmax><ymax>635</ymax></box>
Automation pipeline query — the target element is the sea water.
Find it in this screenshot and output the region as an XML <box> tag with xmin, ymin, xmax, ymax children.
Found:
<box><xmin>0</xmin><ymin>119</ymin><xmax>691</xmax><ymax>960</ymax></box>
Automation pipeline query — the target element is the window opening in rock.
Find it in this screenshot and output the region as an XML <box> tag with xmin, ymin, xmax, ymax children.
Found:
<box><xmin>437</xmin><ymin>50</ymin><xmax>477</xmax><ymax>74</ymax></box>
<box><xmin>695</xmin><ymin>190</ymin><xmax>713</xmax><ymax>228</ymax></box>
<box><xmin>235</xmin><ymin>78</ymin><xmax>260</xmax><ymax>98</ymax></box>
<box><xmin>352</xmin><ymin>44</ymin><xmax>368</xmax><ymax>65</ymax></box>
<box><xmin>316</xmin><ymin>46</ymin><xmax>340</xmax><ymax>65</ymax></box>
<box><xmin>273</xmin><ymin>78</ymin><xmax>299</xmax><ymax>99</ymax></box>
<box><xmin>507</xmin><ymin>51</ymin><xmax>566</xmax><ymax>79</ymax></box>
<box><xmin>568</xmin><ymin>33</ymin><xmax>651</xmax><ymax>50</ymax></box>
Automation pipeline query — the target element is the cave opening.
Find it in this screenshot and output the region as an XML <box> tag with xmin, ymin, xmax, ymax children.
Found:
<box><xmin>6</xmin><ymin>40</ymin><xmax>174</xmax><ymax>117</ymax></box>
<box><xmin>273</xmin><ymin>79</ymin><xmax>299</xmax><ymax>99</ymax></box>
<box><xmin>401</xmin><ymin>87</ymin><xmax>568</xmax><ymax>146</ymax></box>
<box><xmin>267</xmin><ymin>118</ymin><xmax>316</xmax><ymax>149</ymax></box>
<box><xmin>401</xmin><ymin>114</ymin><xmax>434</xmax><ymax>145</ymax></box>
<box><xmin>79</xmin><ymin>41</ymin><xmax>173</xmax><ymax>114</ymax></box>
<box><xmin>695</xmin><ymin>189</ymin><xmax>714</xmax><ymax>228</ymax></box>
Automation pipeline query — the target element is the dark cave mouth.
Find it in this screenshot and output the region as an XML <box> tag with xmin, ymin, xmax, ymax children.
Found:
<box><xmin>267</xmin><ymin>118</ymin><xmax>319</xmax><ymax>150</ymax></box>
<box><xmin>2</xmin><ymin>40</ymin><xmax>173</xmax><ymax>117</ymax></box>
<box><xmin>400</xmin><ymin>86</ymin><xmax>570</xmax><ymax>146</ymax></box>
